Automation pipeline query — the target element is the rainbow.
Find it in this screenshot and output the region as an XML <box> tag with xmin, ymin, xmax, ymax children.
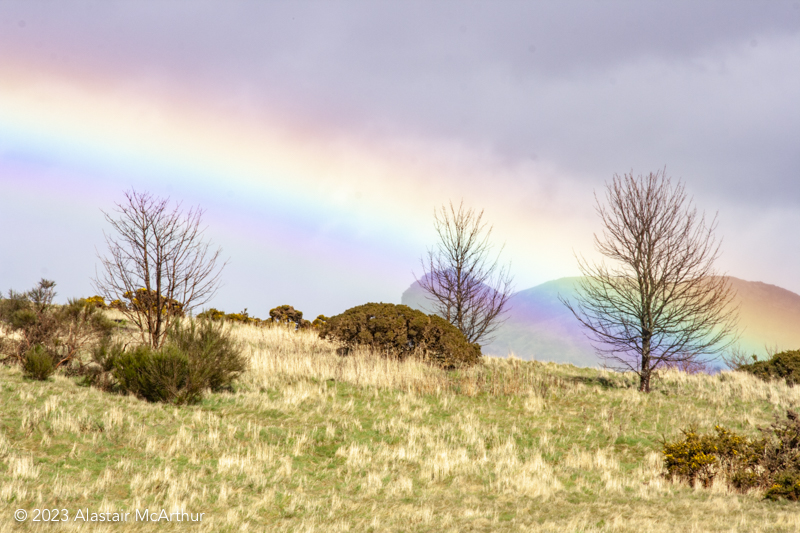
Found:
<box><xmin>0</xmin><ymin>55</ymin><xmax>591</xmax><ymax>313</ymax></box>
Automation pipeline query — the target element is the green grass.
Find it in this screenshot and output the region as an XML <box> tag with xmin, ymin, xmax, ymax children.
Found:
<box><xmin>1</xmin><ymin>324</ymin><xmax>799</xmax><ymax>532</ymax></box>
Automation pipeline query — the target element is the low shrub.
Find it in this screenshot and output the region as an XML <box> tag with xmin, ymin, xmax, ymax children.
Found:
<box><xmin>739</xmin><ymin>350</ymin><xmax>800</xmax><ymax>386</ymax></box>
<box><xmin>85</xmin><ymin>295</ymin><xmax>107</xmax><ymax>309</ymax></box>
<box><xmin>760</xmin><ymin>409</ymin><xmax>800</xmax><ymax>497</ymax></box>
<box><xmin>320</xmin><ymin>302</ymin><xmax>481</xmax><ymax>368</ymax></box>
<box><xmin>167</xmin><ymin>318</ymin><xmax>247</xmax><ymax>392</ymax></box>
<box><xmin>123</xmin><ymin>288</ymin><xmax>185</xmax><ymax>317</ymax></box>
<box><xmin>663</xmin><ymin>426</ymin><xmax>763</xmax><ymax>489</ymax></box>
<box><xmin>311</xmin><ymin>314</ymin><xmax>328</xmax><ymax>330</ymax></box>
<box><xmin>111</xmin><ymin>319</ymin><xmax>245</xmax><ymax>404</ymax></box>
<box><xmin>197</xmin><ymin>308</ymin><xmax>226</xmax><ymax>321</ymax></box>
<box><xmin>22</xmin><ymin>345</ymin><xmax>56</xmax><ymax>381</ymax></box>
<box><xmin>113</xmin><ymin>345</ymin><xmax>173</xmax><ymax>403</ymax></box>
<box><xmin>765</xmin><ymin>470</ymin><xmax>800</xmax><ymax>501</ymax></box>
<box><xmin>224</xmin><ymin>309</ymin><xmax>263</xmax><ymax>326</ymax></box>
<box><xmin>663</xmin><ymin>410</ymin><xmax>800</xmax><ymax>499</ymax></box>
<box><xmin>197</xmin><ymin>306</ymin><xmax>314</xmax><ymax>329</ymax></box>
<box><xmin>269</xmin><ymin>305</ymin><xmax>311</xmax><ymax>329</ymax></box>
<box><xmin>198</xmin><ymin>307</ymin><xmax>267</xmax><ymax>326</ymax></box>
<box><xmin>0</xmin><ymin>280</ymin><xmax>115</xmax><ymax>371</ymax></box>
<box><xmin>80</xmin><ymin>340</ymin><xmax>124</xmax><ymax>390</ymax></box>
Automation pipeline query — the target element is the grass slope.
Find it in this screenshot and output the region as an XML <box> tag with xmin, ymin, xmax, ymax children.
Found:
<box><xmin>1</xmin><ymin>324</ymin><xmax>800</xmax><ymax>532</ymax></box>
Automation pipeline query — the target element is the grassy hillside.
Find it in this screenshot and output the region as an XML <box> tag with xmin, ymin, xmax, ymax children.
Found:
<box><xmin>2</xmin><ymin>323</ymin><xmax>800</xmax><ymax>532</ymax></box>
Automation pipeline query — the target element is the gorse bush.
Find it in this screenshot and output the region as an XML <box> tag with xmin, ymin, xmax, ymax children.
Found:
<box><xmin>766</xmin><ymin>471</ymin><xmax>800</xmax><ymax>501</ymax></box>
<box><xmin>228</xmin><ymin>309</ymin><xmax>273</xmax><ymax>327</ymax></box>
<box><xmin>311</xmin><ymin>314</ymin><xmax>328</xmax><ymax>330</ymax></box>
<box><xmin>123</xmin><ymin>288</ymin><xmax>185</xmax><ymax>317</ymax></box>
<box><xmin>663</xmin><ymin>410</ymin><xmax>800</xmax><ymax>499</ymax></box>
<box><xmin>663</xmin><ymin>426</ymin><xmax>764</xmax><ymax>490</ymax></box>
<box><xmin>197</xmin><ymin>305</ymin><xmax>313</xmax><ymax>329</ymax></box>
<box><xmin>320</xmin><ymin>302</ymin><xmax>481</xmax><ymax>369</ymax></box>
<box><xmin>22</xmin><ymin>344</ymin><xmax>56</xmax><ymax>381</ymax></box>
<box><xmin>762</xmin><ymin>409</ymin><xmax>800</xmax><ymax>500</ymax></box>
<box><xmin>197</xmin><ymin>308</ymin><xmax>226</xmax><ymax>321</ymax></box>
<box><xmin>198</xmin><ymin>307</ymin><xmax>266</xmax><ymax>326</ymax></box>
<box><xmin>85</xmin><ymin>295</ymin><xmax>107</xmax><ymax>309</ymax></box>
<box><xmin>110</xmin><ymin>319</ymin><xmax>246</xmax><ymax>404</ymax></box>
<box><xmin>739</xmin><ymin>349</ymin><xmax>800</xmax><ymax>386</ymax></box>
<box><xmin>269</xmin><ymin>305</ymin><xmax>311</xmax><ymax>329</ymax></box>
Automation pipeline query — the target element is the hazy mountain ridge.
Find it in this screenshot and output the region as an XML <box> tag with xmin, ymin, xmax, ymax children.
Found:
<box><xmin>401</xmin><ymin>276</ymin><xmax>800</xmax><ymax>366</ymax></box>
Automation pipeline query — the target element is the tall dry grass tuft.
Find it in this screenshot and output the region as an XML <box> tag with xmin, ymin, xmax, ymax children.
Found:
<box><xmin>235</xmin><ymin>323</ymin><xmax>567</xmax><ymax>398</ymax></box>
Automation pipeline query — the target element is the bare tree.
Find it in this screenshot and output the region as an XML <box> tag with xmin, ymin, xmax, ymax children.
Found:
<box><xmin>94</xmin><ymin>190</ymin><xmax>226</xmax><ymax>348</ymax></box>
<box><xmin>418</xmin><ymin>201</ymin><xmax>514</xmax><ymax>345</ymax></box>
<box><xmin>561</xmin><ymin>170</ymin><xmax>738</xmax><ymax>392</ymax></box>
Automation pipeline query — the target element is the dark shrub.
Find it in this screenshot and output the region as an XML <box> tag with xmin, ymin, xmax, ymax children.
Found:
<box><xmin>146</xmin><ymin>345</ymin><xmax>194</xmax><ymax>403</ymax></box>
<box><xmin>423</xmin><ymin>314</ymin><xmax>482</xmax><ymax>368</ymax></box>
<box><xmin>167</xmin><ymin>318</ymin><xmax>247</xmax><ymax>392</ymax></box>
<box><xmin>765</xmin><ymin>470</ymin><xmax>800</xmax><ymax>501</ymax></box>
<box><xmin>760</xmin><ymin>409</ymin><xmax>800</xmax><ymax>496</ymax></box>
<box><xmin>111</xmin><ymin>319</ymin><xmax>245</xmax><ymax>404</ymax></box>
<box><xmin>114</xmin><ymin>344</ymin><xmax>196</xmax><ymax>403</ymax></box>
<box><xmin>320</xmin><ymin>302</ymin><xmax>481</xmax><ymax>368</ymax></box>
<box><xmin>113</xmin><ymin>344</ymin><xmax>167</xmax><ymax>402</ymax></box>
<box><xmin>740</xmin><ymin>350</ymin><xmax>800</xmax><ymax>386</ymax></box>
<box><xmin>22</xmin><ymin>345</ymin><xmax>55</xmax><ymax>381</ymax></box>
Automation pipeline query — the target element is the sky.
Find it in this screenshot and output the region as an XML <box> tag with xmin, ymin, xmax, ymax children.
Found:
<box><xmin>1</xmin><ymin>1</ymin><xmax>798</xmax><ymax>320</ymax></box>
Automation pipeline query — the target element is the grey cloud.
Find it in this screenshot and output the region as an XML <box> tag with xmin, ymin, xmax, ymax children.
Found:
<box><xmin>3</xmin><ymin>1</ymin><xmax>798</xmax><ymax>189</ymax></box>
<box><xmin>2</xmin><ymin>1</ymin><xmax>799</xmax><ymax>261</ymax></box>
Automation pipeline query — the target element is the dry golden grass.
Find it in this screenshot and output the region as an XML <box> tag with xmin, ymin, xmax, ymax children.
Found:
<box><xmin>0</xmin><ymin>321</ymin><xmax>799</xmax><ymax>531</ymax></box>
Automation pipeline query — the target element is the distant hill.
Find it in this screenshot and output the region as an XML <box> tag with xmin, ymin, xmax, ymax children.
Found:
<box><xmin>401</xmin><ymin>276</ymin><xmax>800</xmax><ymax>366</ymax></box>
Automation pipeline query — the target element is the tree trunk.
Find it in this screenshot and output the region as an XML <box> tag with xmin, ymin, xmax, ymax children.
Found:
<box><xmin>640</xmin><ymin>331</ymin><xmax>652</xmax><ymax>393</ymax></box>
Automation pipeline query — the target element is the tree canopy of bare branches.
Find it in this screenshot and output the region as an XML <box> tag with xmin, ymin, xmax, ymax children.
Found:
<box><xmin>94</xmin><ymin>190</ymin><xmax>226</xmax><ymax>348</ymax></box>
<box><xmin>561</xmin><ymin>170</ymin><xmax>738</xmax><ymax>392</ymax></box>
<box><xmin>418</xmin><ymin>201</ymin><xmax>514</xmax><ymax>345</ymax></box>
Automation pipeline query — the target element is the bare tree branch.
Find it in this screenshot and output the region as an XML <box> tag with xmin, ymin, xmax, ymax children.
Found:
<box><xmin>93</xmin><ymin>190</ymin><xmax>227</xmax><ymax>348</ymax></box>
<box><xmin>417</xmin><ymin>201</ymin><xmax>514</xmax><ymax>345</ymax></box>
<box><xmin>561</xmin><ymin>170</ymin><xmax>739</xmax><ymax>392</ymax></box>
